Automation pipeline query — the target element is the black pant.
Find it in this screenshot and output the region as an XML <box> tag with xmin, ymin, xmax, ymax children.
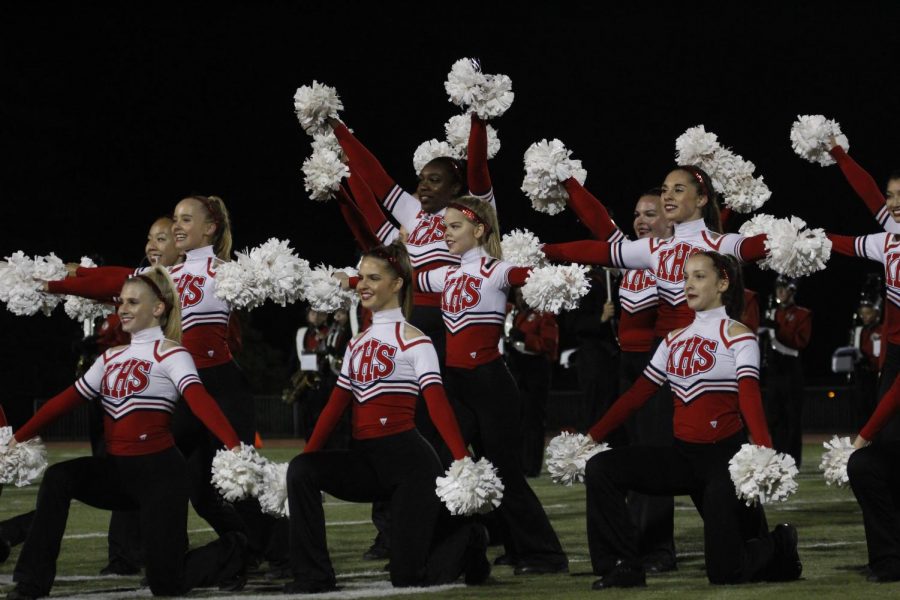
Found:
<box><xmin>446</xmin><ymin>358</ymin><xmax>567</xmax><ymax>568</ymax></box>
<box><xmin>619</xmin><ymin>348</ymin><xmax>676</xmax><ymax>567</ymax></box>
<box><xmin>876</xmin><ymin>342</ymin><xmax>900</xmax><ymax>442</ymax></box>
<box><xmin>848</xmin><ymin>441</ymin><xmax>900</xmax><ymax>578</ymax></box>
<box><xmin>855</xmin><ymin>366</ymin><xmax>880</xmax><ymax>430</ymax></box>
<box><xmin>764</xmin><ymin>353</ymin><xmax>804</xmax><ymax>467</ymax></box>
<box><xmin>13</xmin><ymin>449</ymin><xmax>243</xmax><ymax>597</ymax></box>
<box><xmin>585</xmin><ymin>433</ymin><xmax>773</xmax><ymax>583</ymax></box>
<box><xmin>287</xmin><ymin>430</ymin><xmax>472</xmax><ymax>587</ymax></box>
<box><xmin>509</xmin><ymin>352</ymin><xmax>552</xmax><ymax>477</ymax></box>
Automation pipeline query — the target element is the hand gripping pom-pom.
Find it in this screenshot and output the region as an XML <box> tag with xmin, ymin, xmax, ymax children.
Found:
<box><xmin>211</xmin><ymin>443</ymin><xmax>267</xmax><ymax>502</ymax></box>
<box><xmin>301</xmin><ymin>265</ymin><xmax>357</xmax><ymax>313</ymax></box>
<box><xmin>521</xmin><ymin>139</ymin><xmax>587</xmax><ymax>216</ymax></box>
<box><xmin>64</xmin><ymin>257</ymin><xmax>114</xmax><ymax>322</ymax></box>
<box><xmin>413</xmin><ymin>140</ymin><xmax>461</xmax><ymax>174</ymax></box>
<box><xmin>0</xmin><ymin>428</ymin><xmax>48</xmax><ymax>487</ymax></box>
<box><xmin>0</xmin><ymin>252</ymin><xmax>68</xmax><ymax>317</ymax></box>
<box><xmin>444</xmin><ymin>115</ymin><xmax>500</xmax><ymax>160</ymax></box>
<box><xmin>819</xmin><ymin>435</ymin><xmax>856</xmax><ymax>488</ymax></box>
<box><xmin>302</xmin><ymin>147</ymin><xmax>349</xmax><ymax>202</ymax></box>
<box><xmin>790</xmin><ymin>115</ymin><xmax>849</xmax><ymax>167</ymax></box>
<box><xmin>258</xmin><ymin>461</ymin><xmax>290</xmax><ymax>517</ymax></box>
<box><xmin>521</xmin><ymin>264</ymin><xmax>591</xmax><ymax>314</ymax></box>
<box><xmin>728</xmin><ymin>444</ymin><xmax>798</xmax><ymax>506</ymax></box>
<box><xmin>214</xmin><ymin>239</ymin><xmax>310</xmax><ymax>310</ymax></box>
<box><xmin>435</xmin><ymin>456</ymin><xmax>504</xmax><ymax>516</ymax></box>
<box><xmin>293</xmin><ymin>81</ymin><xmax>343</xmax><ymax>136</ymax></box>
<box><xmin>501</xmin><ymin>229</ymin><xmax>546</xmax><ymax>267</ymax></box>
<box><xmin>740</xmin><ymin>215</ymin><xmax>831</xmax><ymax>277</ymax></box>
<box><xmin>545</xmin><ymin>432</ymin><xmax>609</xmax><ymax>486</ymax></box>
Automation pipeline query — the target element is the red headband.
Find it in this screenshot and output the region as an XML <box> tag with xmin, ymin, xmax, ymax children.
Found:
<box><xmin>196</xmin><ymin>196</ymin><xmax>223</xmax><ymax>226</ymax></box>
<box><xmin>448</xmin><ymin>202</ymin><xmax>491</xmax><ymax>234</ymax></box>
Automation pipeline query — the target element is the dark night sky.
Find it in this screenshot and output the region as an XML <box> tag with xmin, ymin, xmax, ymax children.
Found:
<box><xmin>1</xmin><ymin>2</ymin><xmax>899</xmax><ymax>403</ymax></box>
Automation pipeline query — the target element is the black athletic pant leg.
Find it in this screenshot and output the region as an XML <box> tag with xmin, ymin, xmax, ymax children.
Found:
<box><xmin>848</xmin><ymin>441</ymin><xmax>900</xmax><ymax>578</ymax></box>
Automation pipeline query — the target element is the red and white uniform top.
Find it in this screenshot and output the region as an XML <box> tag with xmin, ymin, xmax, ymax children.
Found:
<box><xmin>416</xmin><ymin>247</ymin><xmax>530</xmax><ymax>369</ymax></box>
<box><xmin>589</xmin><ymin>306</ymin><xmax>772</xmax><ymax>446</ymax></box>
<box><xmin>15</xmin><ymin>327</ymin><xmax>239</xmax><ymax>456</ymax></box>
<box><xmin>618</xmin><ymin>269</ymin><xmax>658</xmax><ymax>352</ymax></box>
<box><xmin>169</xmin><ymin>246</ymin><xmax>232</xmax><ymax>368</ymax></box>
<box><xmin>303</xmin><ymin>307</ymin><xmax>467</xmax><ymax>459</ymax></box>
<box><xmin>829</xmin><ymin>146</ymin><xmax>900</xmax><ymax>234</ymax></box>
<box><xmin>828</xmin><ymin>232</ymin><xmax>900</xmax><ymax>344</ymax></box>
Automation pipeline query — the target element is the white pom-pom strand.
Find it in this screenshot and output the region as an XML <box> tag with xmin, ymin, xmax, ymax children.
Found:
<box><xmin>501</xmin><ymin>229</ymin><xmax>546</xmax><ymax>267</ymax></box>
<box><xmin>728</xmin><ymin>443</ymin><xmax>799</xmax><ymax>506</ymax></box>
<box><xmin>521</xmin><ymin>264</ymin><xmax>591</xmax><ymax>314</ymax></box>
<box><xmin>435</xmin><ymin>456</ymin><xmax>504</xmax><ymax>516</ymax></box>
<box><xmin>445</xmin><ymin>58</ymin><xmax>487</xmax><ymax>109</ymax></box>
<box><xmin>293</xmin><ymin>81</ymin><xmax>343</xmax><ymax>136</ymax></box>
<box><xmin>790</xmin><ymin>115</ymin><xmax>849</xmax><ymax>167</ymax></box>
<box><xmin>521</xmin><ymin>139</ymin><xmax>587</xmax><ymax>216</ymax></box>
<box><xmin>819</xmin><ymin>435</ymin><xmax>855</xmax><ymax>488</ymax></box>
<box><xmin>210</xmin><ymin>443</ymin><xmax>267</xmax><ymax>503</ymax></box>
<box><xmin>675</xmin><ymin>125</ymin><xmax>720</xmax><ymax>166</ymax></box>
<box><xmin>214</xmin><ymin>239</ymin><xmax>310</xmax><ymax>310</ymax></box>
<box><xmin>545</xmin><ymin>432</ymin><xmax>609</xmax><ymax>486</ymax></box>
<box><xmin>413</xmin><ymin>140</ymin><xmax>461</xmax><ymax>174</ymax></box>
<box><xmin>740</xmin><ymin>215</ymin><xmax>832</xmax><ymax>277</ymax></box>
<box><xmin>302</xmin><ymin>265</ymin><xmax>357</xmax><ymax>313</ymax></box>
<box><xmin>0</xmin><ymin>252</ymin><xmax>68</xmax><ymax>317</ymax></box>
<box><xmin>0</xmin><ymin>428</ymin><xmax>48</xmax><ymax>487</ymax></box>
<box><xmin>444</xmin><ymin>114</ymin><xmax>500</xmax><ymax>160</ymax></box>
<box><xmin>64</xmin><ymin>257</ymin><xmax>114</xmax><ymax>322</ymax></box>
<box><xmin>302</xmin><ymin>147</ymin><xmax>349</xmax><ymax>202</ymax></box>
<box><xmin>258</xmin><ymin>461</ymin><xmax>290</xmax><ymax>517</ymax></box>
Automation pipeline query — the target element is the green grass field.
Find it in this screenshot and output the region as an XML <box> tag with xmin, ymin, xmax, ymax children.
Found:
<box><xmin>0</xmin><ymin>441</ymin><xmax>896</xmax><ymax>599</ymax></box>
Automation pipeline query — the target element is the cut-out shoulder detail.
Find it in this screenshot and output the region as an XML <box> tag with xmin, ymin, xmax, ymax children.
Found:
<box><xmin>160</xmin><ymin>339</ymin><xmax>181</xmax><ymax>352</ymax></box>
<box><xmin>351</xmin><ymin>330</ymin><xmax>368</xmax><ymax>344</ymax></box>
<box><xmin>727</xmin><ymin>321</ymin><xmax>752</xmax><ymax>337</ymax></box>
<box><xmin>403</xmin><ymin>323</ymin><xmax>427</xmax><ymax>340</ymax></box>
<box><xmin>668</xmin><ymin>326</ymin><xmax>688</xmax><ymax>340</ymax></box>
<box><xmin>109</xmin><ymin>345</ymin><xmax>128</xmax><ymax>354</ymax></box>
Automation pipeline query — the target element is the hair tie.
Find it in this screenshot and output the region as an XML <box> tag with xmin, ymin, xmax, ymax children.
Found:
<box><xmin>448</xmin><ymin>202</ymin><xmax>491</xmax><ymax>233</ymax></box>
<box><xmin>681</xmin><ymin>166</ymin><xmax>710</xmax><ymax>199</ymax></box>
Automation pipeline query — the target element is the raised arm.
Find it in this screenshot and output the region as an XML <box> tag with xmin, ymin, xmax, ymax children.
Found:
<box><xmin>467</xmin><ymin>114</ymin><xmax>494</xmax><ymax>205</ymax></box>
<box><xmin>829</xmin><ymin>145</ymin><xmax>897</xmax><ymax>230</ymax></box>
<box><xmin>563</xmin><ymin>178</ymin><xmax>625</xmax><ymax>242</ymax></box>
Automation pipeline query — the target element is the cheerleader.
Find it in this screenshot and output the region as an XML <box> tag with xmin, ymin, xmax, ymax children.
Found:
<box><xmin>584</xmin><ymin>251</ymin><xmax>801</xmax><ymax>589</ymax></box>
<box><xmin>6</xmin><ymin>267</ymin><xmax>247</xmax><ymax>600</ymax></box>
<box><xmin>827</xmin><ymin>140</ymin><xmax>900</xmax><ymax>234</ymax></box>
<box><xmin>285</xmin><ymin>242</ymin><xmax>490</xmax><ymax>593</ymax></box>
<box><xmin>416</xmin><ymin>196</ymin><xmax>569</xmax><ymax>574</ymax></box>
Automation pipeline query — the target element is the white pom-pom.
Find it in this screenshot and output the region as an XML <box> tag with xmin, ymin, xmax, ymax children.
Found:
<box><xmin>444</xmin><ymin>114</ymin><xmax>500</xmax><ymax>160</ymax></box>
<box><xmin>293</xmin><ymin>81</ymin><xmax>343</xmax><ymax>136</ymax></box>
<box><xmin>0</xmin><ymin>252</ymin><xmax>68</xmax><ymax>316</ymax></box>
<box><xmin>790</xmin><ymin>115</ymin><xmax>849</xmax><ymax>167</ymax></box>
<box><xmin>435</xmin><ymin>456</ymin><xmax>504</xmax><ymax>516</ymax></box>
<box><xmin>214</xmin><ymin>239</ymin><xmax>310</xmax><ymax>310</ymax></box>
<box><xmin>211</xmin><ymin>443</ymin><xmax>267</xmax><ymax>503</ymax></box>
<box><xmin>310</xmin><ymin>129</ymin><xmax>344</xmax><ymax>157</ymax></box>
<box><xmin>675</xmin><ymin>125</ymin><xmax>720</xmax><ymax>165</ymax></box>
<box><xmin>545</xmin><ymin>432</ymin><xmax>609</xmax><ymax>486</ymax></box>
<box><xmin>64</xmin><ymin>257</ymin><xmax>114</xmax><ymax>322</ymax></box>
<box><xmin>475</xmin><ymin>73</ymin><xmax>515</xmax><ymax>119</ymax></box>
<box><xmin>819</xmin><ymin>435</ymin><xmax>855</xmax><ymax>488</ymax></box>
<box><xmin>301</xmin><ymin>265</ymin><xmax>357</xmax><ymax>313</ymax></box>
<box><xmin>302</xmin><ymin>147</ymin><xmax>350</xmax><ymax>202</ymax></box>
<box><xmin>521</xmin><ymin>139</ymin><xmax>587</xmax><ymax>216</ymax></box>
<box><xmin>740</xmin><ymin>215</ymin><xmax>832</xmax><ymax>277</ymax></box>
<box><xmin>0</xmin><ymin>428</ymin><xmax>48</xmax><ymax>487</ymax></box>
<box><xmin>521</xmin><ymin>264</ymin><xmax>590</xmax><ymax>314</ymax></box>
<box><xmin>258</xmin><ymin>461</ymin><xmax>290</xmax><ymax>517</ymax></box>
<box><xmin>413</xmin><ymin>139</ymin><xmax>461</xmax><ymax>174</ymax></box>
<box><xmin>444</xmin><ymin>58</ymin><xmax>488</xmax><ymax>109</ymax></box>
<box><xmin>501</xmin><ymin>229</ymin><xmax>546</xmax><ymax>267</ymax></box>
<box><xmin>728</xmin><ymin>443</ymin><xmax>799</xmax><ymax>506</ymax></box>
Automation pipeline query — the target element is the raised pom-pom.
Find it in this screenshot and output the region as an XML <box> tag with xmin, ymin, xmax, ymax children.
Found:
<box><xmin>64</xmin><ymin>257</ymin><xmax>114</xmax><ymax>322</ymax></box>
<box><xmin>819</xmin><ymin>435</ymin><xmax>855</xmax><ymax>488</ymax></box>
<box><xmin>728</xmin><ymin>444</ymin><xmax>798</xmax><ymax>506</ymax></box>
<box><xmin>211</xmin><ymin>443</ymin><xmax>267</xmax><ymax>503</ymax></box>
<box><xmin>258</xmin><ymin>461</ymin><xmax>290</xmax><ymax>517</ymax></box>
<box><xmin>501</xmin><ymin>229</ymin><xmax>546</xmax><ymax>267</ymax></box>
<box><xmin>0</xmin><ymin>252</ymin><xmax>68</xmax><ymax>316</ymax></box>
<box><xmin>444</xmin><ymin>114</ymin><xmax>500</xmax><ymax>160</ymax></box>
<box><xmin>302</xmin><ymin>147</ymin><xmax>350</xmax><ymax>202</ymax></box>
<box><xmin>293</xmin><ymin>81</ymin><xmax>343</xmax><ymax>136</ymax></box>
<box><xmin>413</xmin><ymin>139</ymin><xmax>461</xmax><ymax>174</ymax></box>
<box><xmin>475</xmin><ymin>73</ymin><xmax>515</xmax><ymax>120</ymax></box>
<box><xmin>740</xmin><ymin>215</ymin><xmax>831</xmax><ymax>277</ymax></box>
<box><xmin>521</xmin><ymin>139</ymin><xmax>587</xmax><ymax>216</ymax></box>
<box><xmin>214</xmin><ymin>239</ymin><xmax>310</xmax><ymax>310</ymax></box>
<box><xmin>790</xmin><ymin>115</ymin><xmax>849</xmax><ymax>167</ymax></box>
<box><xmin>675</xmin><ymin>125</ymin><xmax>720</xmax><ymax>165</ymax></box>
<box><xmin>301</xmin><ymin>265</ymin><xmax>357</xmax><ymax>313</ymax></box>
<box><xmin>545</xmin><ymin>432</ymin><xmax>609</xmax><ymax>486</ymax></box>
<box><xmin>521</xmin><ymin>264</ymin><xmax>590</xmax><ymax>314</ymax></box>
<box><xmin>0</xmin><ymin>428</ymin><xmax>48</xmax><ymax>487</ymax></box>
<box><xmin>445</xmin><ymin>58</ymin><xmax>487</xmax><ymax>109</ymax></box>
<box><xmin>435</xmin><ymin>456</ymin><xmax>504</xmax><ymax>516</ymax></box>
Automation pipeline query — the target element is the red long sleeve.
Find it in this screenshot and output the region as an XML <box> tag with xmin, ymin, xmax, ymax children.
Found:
<box><xmin>76</xmin><ymin>265</ymin><xmax>135</xmax><ymax>280</ymax></box>
<box><xmin>47</xmin><ymin>269</ymin><xmax>131</xmax><ymax>302</ymax></box>
<box><xmin>830</xmin><ymin>146</ymin><xmax>886</xmax><ymax>219</ymax></box>
<box><xmin>736</xmin><ymin>234</ymin><xmax>768</xmax><ymax>262</ymax></box>
<box><xmin>182</xmin><ymin>383</ymin><xmax>241</xmax><ymax>449</ymax></box>
<box><xmin>542</xmin><ymin>240</ymin><xmax>613</xmax><ymax>266</ymax></box>
<box><xmin>337</xmin><ymin>186</ymin><xmax>380</xmax><ymax>251</ymax></box>
<box><xmin>0</xmin><ymin>406</ymin><xmax>7</xmax><ymax>427</ymax></box>
<box><xmin>737</xmin><ymin>378</ymin><xmax>772</xmax><ymax>447</ymax></box>
<box><xmin>563</xmin><ymin>179</ymin><xmax>620</xmax><ymax>241</ymax></box>
<box><xmin>346</xmin><ymin>171</ymin><xmax>392</xmax><ymax>242</ymax></box>
<box><xmin>588</xmin><ymin>375</ymin><xmax>659</xmax><ymax>442</ymax></box>
<box><xmin>333</xmin><ymin>123</ymin><xmax>395</xmax><ymax>199</ymax></box>
<box><xmin>507</xmin><ymin>266</ymin><xmax>532</xmax><ymax>287</ymax></box>
<box><xmin>826</xmin><ymin>233</ymin><xmax>857</xmax><ymax>257</ymax></box>
<box><xmin>422</xmin><ymin>385</ymin><xmax>468</xmax><ymax>460</ymax></box>
<box><xmin>303</xmin><ymin>386</ymin><xmax>353</xmax><ymax>453</ymax></box>
<box><xmin>14</xmin><ymin>385</ymin><xmax>87</xmax><ymax>442</ymax></box>
<box><xmin>467</xmin><ymin>114</ymin><xmax>492</xmax><ymax>196</ymax></box>
<box><xmin>861</xmin><ymin>375</ymin><xmax>900</xmax><ymax>440</ymax></box>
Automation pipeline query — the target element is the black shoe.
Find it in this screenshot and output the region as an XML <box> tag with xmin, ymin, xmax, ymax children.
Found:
<box><xmin>217</xmin><ymin>532</ymin><xmax>249</xmax><ymax>592</ymax></box>
<box><xmin>363</xmin><ymin>543</ymin><xmax>390</xmax><ymax>560</ymax></box>
<box><xmin>0</xmin><ymin>536</ymin><xmax>10</xmax><ymax>565</ymax></box>
<box><xmin>514</xmin><ymin>562</ymin><xmax>569</xmax><ymax>575</ymax></box>
<box><xmin>867</xmin><ymin>568</ymin><xmax>900</xmax><ymax>583</ymax></box>
<box><xmin>283</xmin><ymin>579</ymin><xmax>337</xmax><ymax>594</ymax></box>
<box><xmin>99</xmin><ymin>560</ymin><xmax>141</xmax><ymax>576</ymax></box>
<box><xmin>769</xmin><ymin>523</ymin><xmax>802</xmax><ymax>582</ymax></box>
<box><xmin>464</xmin><ymin>525</ymin><xmax>491</xmax><ymax>585</ymax></box>
<box><xmin>265</xmin><ymin>565</ymin><xmax>292</xmax><ymax>580</ymax></box>
<box><xmin>591</xmin><ymin>562</ymin><xmax>647</xmax><ymax>590</ymax></box>
<box><xmin>643</xmin><ymin>558</ymin><xmax>677</xmax><ymax>574</ymax></box>
<box><xmin>6</xmin><ymin>588</ymin><xmax>37</xmax><ymax>600</ymax></box>
<box><xmin>493</xmin><ymin>553</ymin><xmax>516</xmax><ymax>566</ymax></box>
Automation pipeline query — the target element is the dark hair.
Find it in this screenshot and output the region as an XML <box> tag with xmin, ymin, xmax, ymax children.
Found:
<box><xmin>693</xmin><ymin>251</ymin><xmax>745</xmax><ymax>320</ymax></box>
<box><xmin>360</xmin><ymin>241</ymin><xmax>413</xmax><ymax>318</ymax></box>
<box><xmin>887</xmin><ymin>170</ymin><xmax>900</xmax><ymax>185</ymax></box>
<box><xmin>672</xmin><ymin>165</ymin><xmax>722</xmax><ymax>233</ymax></box>
<box><xmin>423</xmin><ymin>156</ymin><xmax>466</xmax><ymax>197</ymax></box>
<box><xmin>642</xmin><ymin>187</ymin><xmax>663</xmax><ymax>197</ymax></box>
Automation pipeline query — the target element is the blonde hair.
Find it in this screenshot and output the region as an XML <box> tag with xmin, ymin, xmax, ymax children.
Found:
<box><xmin>447</xmin><ymin>196</ymin><xmax>502</xmax><ymax>259</ymax></box>
<box><xmin>126</xmin><ymin>265</ymin><xmax>183</xmax><ymax>343</ymax></box>
<box><xmin>186</xmin><ymin>195</ymin><xmax>233</xmax><ymax>260</ymax></box>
